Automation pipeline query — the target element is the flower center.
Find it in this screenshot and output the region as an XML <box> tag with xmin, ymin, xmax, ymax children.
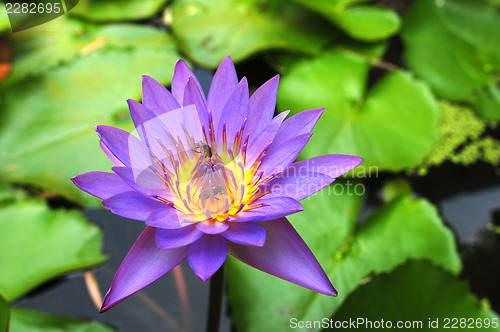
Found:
<box><xmin>138</xmin><ymin>108</ymin><xmax>273</xmax><ymax>223</ymax></box>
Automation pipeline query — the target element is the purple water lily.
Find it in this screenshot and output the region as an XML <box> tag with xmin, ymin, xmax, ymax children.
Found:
<box><xmin>72</xmin><ymin>56</ymin><xmax>362</xmax><ymax>312</ymax></box>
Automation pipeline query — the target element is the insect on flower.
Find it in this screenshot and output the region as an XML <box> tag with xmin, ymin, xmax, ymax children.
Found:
<box><xmin>71</xmin><ymin>56</ymin><xmax>363</xmax><ymax>312</ymax></box>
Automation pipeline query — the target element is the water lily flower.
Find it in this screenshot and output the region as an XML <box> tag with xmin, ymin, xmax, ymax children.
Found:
<box><xmin>72</xmin><ymin>56</ymin><xmax>362</xmax><ymax>312</ymax></box>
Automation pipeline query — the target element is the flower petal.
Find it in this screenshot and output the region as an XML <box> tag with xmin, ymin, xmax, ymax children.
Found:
<box><xmin>244</xmin><ymin>75</ymin><xmax>279</xmax><ymax>137</ymax></box>
<box><xmin>222</xmin><ymin>222</ymin><xmax>266</xmax><ymax>247</ymax></box>
<box><xmin>100</xmin><ymin>141</ymin><xmax>124</xmax><ymax>167</ymax></box>
<box><xmin>261</xmin><ymin>172</ymin><xmax>334</xmax><ymax>201</ymax></box>
<box><xmin>142</xmin><ymin>75</ymin><xmax>180</xmax><ymax>114</ymax></box>
<box><xmin>112</xmin><ymin>166</ymin><xmax>173</xmax><ymax>199</ymax></box>
<box><xmin>246</xmin><ymin>111</ymin><xmax>289</xmax><ymax>166</ymax></box>
<box><xmin>146</xmin><ymin>207</ymin><xmax>183</xmax><ymax>229</ymax></box>
<box><xmin>288</xmin><ymin>154</ymin><xmax>364</xmax><ymax>179</ymax></box>
<box><xmin>207</xmin><ymin>56</ymin><xmax>238</xmax><ymax>128</ymax></box>
<box><xmin>229</xmin><ymin>218</ymin><xmax>336</xmax><ymax>296</ymax></box>
<box><xmin>171</xmin><ymin>59</ymin><xmax>203</xmax><ymax>105</ymax></box>
<box><xmin>216</xmin><ymin>77</ymin><xmax>249</xmax><ymax>143</ymax></box>
<box><xmin>232</xmin><ymin>197</ymin><xmax>303</xmax><ymax>222</ymax></box>
<box><xmin>156</xmin><ymin>225</ymin><xmax>204</xmax><ymax>249</ymax></box>
<box><xmin>100</xmin><ymin>227</ymin><xmax>188</xmax><ymax>312</ymax></box>
<box><xmin>196</xmin><ymin>220</ymin><xmax>230</xmax><ymax>234</ymax></box>
<box><xmin>71</xmin><ymin>171</ymin><xmax>131</xmax><ymax>200</ymax></box>
<box><xmin>271</xmin><ymin>108</ymin><xmax>324</xmax><ymax>148</ymax></box>
<box><xmin>102</xmin><ymin>191</ymin><xmax>166</xmax><ymax>221</ymax></box>
<box><xmin>258</xmin><ymin>133</ymin><xmax>312</xmax><ymax>179</ymax></box>
<box><xmin>127</xmin><ymin>99</ymin><xmax>159</xmax><ymax>145</ymax></box>
<box><xmin>183</xmin><ymin>77</ymin><xmax>210</xmax><ymax>137</ymax></box>
<box><xmin>96</xmin><ymin>125</ymin><xmax>150</xmax><ymax>169</ymax></box>
<box><xmin>188</xmin><ymin>235</ymin><xmax>228</xmax><ymax>281</ymax></box>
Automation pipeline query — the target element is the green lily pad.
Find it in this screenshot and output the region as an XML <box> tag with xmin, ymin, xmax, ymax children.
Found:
<box><xmin>4</xmin><ymin>16</ymin><xmax>176</xmax><ymax>86</ymax></box>
<box><xmin>0</xmin><ymin>193</ymin><xmax>106</xmax><ymax>301</ymax></box>
<box><xmin>291</xmin><ymin>0</ymin><xmax>400</xmax><ymax>41</ymax></box>
<box><xmin>334</xmin><ymin>260</ymin><xmax>500</xmax><ymax>330</ymax></box>
<box><xmin>402</xmin><ymin>0</ymin><xmax>500</xmax><ymax>120</ymax></box>
<box><xmin>227</xmin><ymin>183</ymin><xmax>460</xmax><ymax>332</ymax></box>
<box><xmin>9</xmin><ymin>307</ymin><xmax>113</xmax><ymax>332</ymax></box>
<box><xmin>277</xmin><ymin>49</ymin><xmax>440</xmax><ymax>172</ymax></box>
<box><xmin>0</xmin><ymin>294</ymin><xmax>9</xmax><ymax>332</ymax></box>
<box><xmin>0</xmin><ymin>21</ymin><xmax>181</xmax><ymax>207</ymax></box>
<box><xmin>0</xmin><ymin>2</ymin><xmax>10</xmax><ymax>32</ymax></box>
<box><xmin>171</xmin><ymin>0</ymin><xmax>335</xmax><ymax>68</ymax></box>
<box><xmin>70</xmin><ymin>0</ymin><xmax>169</xmax><ymax>22</ymax></box>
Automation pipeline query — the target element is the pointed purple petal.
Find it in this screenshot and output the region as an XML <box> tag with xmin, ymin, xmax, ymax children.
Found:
<box><xmin>171</xmin><ymin>59</ymin><xmax>203</xmax><ymax>105</ymax></box>
<box><xmin>271</xmin><ymin>108</ymin><xmax>324</xmax><ymax>148</ymax></box>
<box><xmin>188</xmin><ymin>235</ymin><xmax>228</xmax><ymax>281</ymax></box>
<box><xmin>258</xmin><ymin>133</ymin><xmax>312</xmax><ymax>179</ymax></box>
<box><xmin>156</xmin><ymin>225</ymin><xmax>204</xmax><ymax>249</ymax></box>
<box><xmin>207</xmin><ymin>56</ymin><xmax>238</xmax><ymax>129</ymax></box>
<box><xmin>112</xmin><ymin>166</ymin><xmax>175</xmax><ymax>200</ymax></box>
<box><xmin>246</xmin><ymin>111</ymin><xmax>289</xmax><ymax>166</ymax></box>
<box><xmin>232</xmin><ymin>197</ymin><xmax>303</xmax><ymax>222</ymax></box>
<box><xmin>244</xmin><ymin>75</ymin><xmax>279</xmax><ymax>137</ymax></box>
<box><xmin>101</xmin><ymin>227</ymin><xmax>188</xmax><ymax>312</ymax></box>
<box><xmin>96</xmin><ymin>125</ymin><xmax>150</xmax><ymax>169</ymax></box>
<box><xmin>100</xmin><ymin>141</ymin><xmax>124</xmax><ymax>167</ymax></box>
<box><xmin>142</xmin><ymin>75</ymin><xmax>180</xmax><ymax>114</ymax></box>
<box><xmin>216</xmin><ymin>77</ymin><xmax>249</xmax><ymax>142</ymax></box>
<box><xmin>127</xmin><ymin>99</ymin><xmax>158</xmax><ymax>145</ymax></box>
<box><xmin>183</xmin><ymin>77</ymin><xmax>210</xmax><ymax>136</ymax></box>
<box><xmin>222</xmin><ymin>222</ymin><xmax>266</xmax><ymax>247</ymax></box>
<box><xmin>288</xmin><ymin>154</ymin><xmax>364</xmax><ymax>179</ymax></box>
<box><xmin>146</xmin><ymin>207</ymin><xmax>183</xmax><ymax>229</ymax></box>
<box><xmin>196</xmin><ymin>220</ymin><xmax>230</xmax><ymax>234</ymax></box>
<box><xmin>229</xmin><ymin>218</ymin><xmax>336</xmax><ymax>296</ymax></box>
<box><xmin>71</xmin><ymin>172</ymin><xmax>131</xmax><ymax>200</ymax></box>
<box><xmin>102</xmin><ymin>191</ymin><xmax>166</xmax><ymax>221</ymax></box>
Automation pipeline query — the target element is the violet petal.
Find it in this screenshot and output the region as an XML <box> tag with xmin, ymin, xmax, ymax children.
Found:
<box><xmin>207</xmin><ymin>56</ymin><xmax>238</xmax><ymax>129</ymax></box>
<box><xmin>229</xmin><ymin>218</ymin><xmax>337</xmax><ymax>296</ymax></box>
<box><xmin>233</xmin><ymin>197</ymin><xmax>303</xmax><ymax>223</ymax></box>
<box><xmin>196</xmin><ymin>220</ymin><xmax>230</xmax><ymax>234</ymax></box>
<box><xmin>244</xmin><ymin>75</ymin><xmax>279</xmax><ymax>137</ymax></box>
<box><xmin>188</xmin><ymin>235</ymin><xmax>228</xmax><ymax>281</ymax></box>
<box><xmin>156</xmin><ymin>225</ymin><xmax>204</xmax><ymax>249</ymax></box>
<box><xmin>71</xmin><ymin>171</ymin><xmax>131</xmax><ymax>200</ymax></box>
<box><xmin>100</xmin><ymin>227</ymin><xmax>188</xmax><ymax>312</ymax></box>
<box><xmin>222</xmin><ymin>222</ymin><xmax>266</xmax><ymax>247</ymax></box>
<box><xmin>142</xmin><ymin>75</ymin><xmax>180</xmax><ymax>114</ymax></box>
<box><xmin>146</xmin><ymin>207</ymin><xmax>183</xmax><ymax>229</ymax></box>
<box><xmin>272</xmin><ymin>108</ymin><xmax>324</xmax><ymax>148</ymax></box>
<box><xmin>171</xmin><ymin>59</ymin><xmax>204</xmax><ymax>105</ymax></box>
<box><xmin>102</xmin><ymin>191</ymin><xmax>166</xmax><ymax>221</ymax></box>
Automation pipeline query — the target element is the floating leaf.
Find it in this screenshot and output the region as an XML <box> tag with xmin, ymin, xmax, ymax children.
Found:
<box><xmin>0</xmin><ymin>193</ymin><xmax>106</xmax><ymax>301</ymax></box>
<box><xmin>0</xmin><ymin>21</ymin><xmax>181</xmax><ymax>207</ymax></box>
<box><xmin>334</xmin><ymin>260</ymin><xmax>500</xmax><ymax>330</ymax></box>
<box><xmin>277</xmin><ymin>49</ymin><xmax>439</xmax><ymax>172</ymax></box>
<box><xmin>9</xmin><ymin>307</ymin><xmax>113</xmax><ymax>332</ymax></box>
<box><xmin>0</xmin><ymin>2</ymin><xmax>10</xmax><ymax>32</ymax></box>
<box><xmin>291</xmin><ymin>0</ymin><xmax>400</xmax><ymax>41</ymax></box>
<box><xmin>171</xmin><ymin>0</ymin><xmax>334</xmax><ymax>68</ymax></box>
<box><xmin>0</xmin><ymin>294</ymin><xmax>8</xmax><ymax>332</ymax></box>
<box><xmin>227</xmin><ymin>184</ymin><xmax>460</xmax><ymax>332</ymax></box>
<box><xmin>70</xmin><ymin>0</ymin><xmax>168</xmax><ymax>22</ymax></box>
<box><xmin>402</xmin><ymin>0</ymin><xmax>500</xmax><ymax>119</ymax></box>
<box><xmin>4</xmin><ymin>17</ymin><xmax>176</xmax><ymax>85</ymax></box>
